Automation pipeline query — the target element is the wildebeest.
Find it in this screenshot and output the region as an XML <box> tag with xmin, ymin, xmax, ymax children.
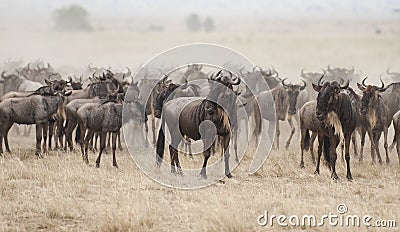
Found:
<box><xmin>156</xmin><ymin>70</ymin><xmax>240</xmax><ymax>178</ymax></box>
<box><xmin>312</xmin><ymin>77</ymin><xmax>356</xmax><ymax>180</ymax></box>
<box><xmin>77</xmin><ymin>89</ymin><xmax>123</xmax><ymax>167</ymax></box>
<box><xmin>392</xmin><ymin>110</ymin><xmax>400</xmax><ymax>165</ymax></box>
<box><xmin>180</xmin><ymin>64</ymin><xmax>208</xmax><ymax>83</ymax></box>
<box><xmin>0</xmin><ymin>89</ymin><xmax>71</xmax><ymax>156</ymax></box>
<box><xmin>299</xmin><ymin>100</ymin><xmax>319</xmax><ymax>168</ymax></box>
<box><xmin>357</xmin><ymin>78</ymin><xmax>391</xmax><ymax>164</ymax></box>
<box><xmin>1</xmin><ymin>71</ymin><xmax>43</xmax><ymax>93</ymax></box>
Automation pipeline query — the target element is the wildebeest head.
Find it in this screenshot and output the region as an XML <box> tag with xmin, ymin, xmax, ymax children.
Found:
<box><xmin>313</xmin><ymin>75</ymin><xmax>349</xmax><ymax>121</ymax></box>
<box><xmin>282</xmin><ymin>78</ymin><xmax>306</xmax><ymax>115</ymax></box>
<box><xmin>183</xmin><ymin>64</ymin><xmax>207</xmax><ymax>81</ymax></box>
<box><xmin>300</xmin><ymin>69</ymin><xmax>326</xmax><ymax>85</ymax></box>
<box><xmin>357</xmin><ymin>77</ymin><xmax>389</xmax><ymax>115</ymax></box>
<box><xmin>386</xmin><ymin>67</ymin><xmax>400</xmax><ymax>80</ymax></box>
<box><xmin>154</xmin><ymin>83</ymin><xmax>180</xmax><ymax>118</ymax></box>
<box><xmin>67</xmin><ymin>76</ymin><xmax>83</xmax><ymax>90</ymax></box>
<box><xmin>204</xmin><ymin>71</ymin><xmax>241</xmax><ymax>126</ymax></box>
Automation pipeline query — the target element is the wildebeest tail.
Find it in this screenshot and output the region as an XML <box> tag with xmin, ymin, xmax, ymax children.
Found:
<box><xmin>156</xmin><ymin>117</ymin><xmax>166</xmax><ymax>164</ymax></box>
<box><xmin>303</xmin><ymin>129</ymin><xmax>310</xmax><ymax>151</ymax></box>
<box><xmin>323</xmin><ymin>135</ymin><xmax>330</xmax><ymax>164</ymax></box>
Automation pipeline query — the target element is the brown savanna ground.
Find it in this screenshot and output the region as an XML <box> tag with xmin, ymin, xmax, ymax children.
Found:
<box><xmin>1</xmin><ymin>19</ymin><xmax>400</xmax><ymax>231</ymax></box>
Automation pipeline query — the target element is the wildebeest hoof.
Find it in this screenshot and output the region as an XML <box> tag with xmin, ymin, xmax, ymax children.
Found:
<box><xmin>386</xmin><ymin>159</ymin><xmax>390</xmax><ymax>164</ymax></box>
<box><xmin>347</xmin><ymin>175</ymin><xmax>353</xmax><ymax>181</ymax></box>
<box><xmin>113</xmin><ymin>163</ymin><xmax>119</xmax><ymax>168</ymax></box>
<box><xmin>95</xmin><ymin>163</ymin><xmax>100</xmax><ymax>168</ymax></box>
<box><xmin>331</xmin><ymin>173</ymin><xmax>339</xmax><ymax>180</ymax></box>
<box><xmin>300</xmin><ymin>164</ymin><xmax>305</xmax><ymax>169</ymax></box>
<box><xmin>200</xmin><ymin>172</ymin><xmax>207</xmax><ymax>179</ymax></box>
<box><xmin>314</xmin><ymin>170</ymin><xmax>319</xmax><ymax>175</ymax></box>
<box><xmin>226</xmin><ymin>173</ymin><xmax>233</xmax><ymax>178</ymax></box>
<box><xmin>177</xmin><ymin>169</ymin><xmax>184</xmax><ymax>176</ymax></box>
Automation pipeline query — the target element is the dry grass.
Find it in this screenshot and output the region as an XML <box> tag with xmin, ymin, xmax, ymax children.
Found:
<box><xmin>0</xmin><ymin>132</ymin><xmax>399</xmax><ymax>231</ymax></box>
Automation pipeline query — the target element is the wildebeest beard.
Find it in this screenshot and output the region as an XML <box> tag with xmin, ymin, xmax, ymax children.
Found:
<box><xmin>202</xmin><ymin>84</ymin><xmax>238</xmax><ymax>131</ymax></box>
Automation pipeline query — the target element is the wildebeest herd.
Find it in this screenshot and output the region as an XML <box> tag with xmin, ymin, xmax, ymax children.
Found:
<box><xmin>1</xmin><ymin>60</ymin><xmax>400</xmax><ymax>181</ymax></box>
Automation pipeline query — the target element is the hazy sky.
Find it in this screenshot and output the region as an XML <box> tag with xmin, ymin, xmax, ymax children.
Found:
<box><xmin>0</xmin><ymin>0</ymin><xmax>399</xmax><ymax>19</ymax></box>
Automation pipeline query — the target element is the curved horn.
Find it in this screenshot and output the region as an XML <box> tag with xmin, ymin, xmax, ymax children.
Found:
<box><xmin>47</xmin><ymin>62</ymin><xmax>52</xmax><ymax>69</ymax></box>
<box><xmin>48</xmin><ymin>73</ymin><xmax>58</xmax><ymax>80</ymax></box>
<box><xmin>317</xmin><ymin>74</ymin><xmax>324</xmax><ymax>86</ymax></box>
<box><xmin>321</xmin><ymin>68</ymin><xmax>327</xmax><ymax>75</ymax></box>
<box><xmin>379</xmin><ymin>78</ymin><xmax>385</xmax><ymax>90</ymax></box>
<box><xmin>198</xmin><ymin>64</ymin><xmax>203</xmax><ymax>70</ymax></box>
<box><xmin>1</xmin><ymin>71</ymin><xmax>7</xmax><ymax>78</ymax></box>
<box><xmin>348</xmin><ymin>65</ymin><xmax>355</xmax><ymax>73</ymax></box>
<box><xmin>362</xmin><ymin>77</ymin><xmax>368</xmax><ymax>87</ymax></box>
<box><xmin>327</xmin><ymin>64</ymin><xmax>333</xmax><ymax>71</ymax></box>
<box><xmin>68</xmin><ymin>76</ymin><xmax>72</xmax><ymax>83</ymax></box>
<box><xmin>386</xmin><ymin>67</ymin><xmax>396</xmax><ymax>75</ymax></box>
<box><xmin>281</xmin><ymin>78</ymin><xmax>289</xmax><ymax>87</ymax></box>
<box><xmin>125</xmin><ymin>66</ymin><xmax>131</xmax><ymax>77</ymax></box>
<box><xmin>88</xmin><ymin>63</ymin><xmax>94</xmax><ymax>70</ymax></box>
<box><xmin>231</xmin><ymin>74</ymin><xmax>241</xmax><ymax>85</ymax></box>
<box><xmin>300</xmin><ymin>79</ymin><xmax>307</xmax><ymax>90</ymax></box>
<box><xmin>27</xmin><ymin>62</ymin><xmax>31</xmax><ymax>70</ymax></box>
<box><xmin>300</xmin><ymin>68</ymin><xmax>306</xmax><ymax>76</ymax></box>
<box><xmin>239</xmin><ymin>67</ymin><xmax>246</xmax><ymax>76</ymax></box>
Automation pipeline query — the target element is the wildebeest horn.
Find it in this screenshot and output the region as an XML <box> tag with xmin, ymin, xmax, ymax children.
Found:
<box><xmin>379</xmin><ymin>79</ymin><xmax>385</xmax><ymax>90</ymax></box>
<box><xmin>361</xmin><ymin>77</ymin><xmax>368</xmax><ymax>87</ymax></box>
<box><xmin>47</xmin><ymin>62</ymin><xmax>52</xmax><ymax>69</ymax></box>
<box><xmin>321</xmin><ymin>68</ymin><xmax>327</xmax><ymax>74</ymax></box>
<box><xmin>68</xmin><ymin>76</ymin><xmax>72</xmax><ymax>83</ymax></box>
<box><xmin>348</xmin><ymin>65</ymin><xmax>354</xmax><ymax>73</ymax></box>
<box><xmin>300</xmin><ymin>68</ymin><xmax>306</xmax><ymax>76</ymax></box>
<box><xmin>386</xmin><ymin>67</ymin><xmax>398</xmax><ymax>75</ymax></box>
<box><xmin>327</xmin><ymin>64</ymin><xmax>333</xmax><ymax>71</ymax></box>
<box><xmin>15</xmin><ymin>69</ymin><xmax>20</xmax><ymax>75</ymax></box>
<box><xmin>231</xmin><ymin>74</ymin><xmax>241</xmax><ymax>85</ymax></box>
<box><xmin>198</xmin><ymin>64</ymin><xmax>203</xmax><ymax>70</ymax></box>
<box><xmin>48</xmin><ymin>73</ymin><xmax>58</xmax><ymax>80</ymax></box>
<box><xmin>281</xmin><ymin>78</ymin><xmax>289</xmax><ymax>87</ymax></box>
<box><xmin>88</xmin><ymin>63</ymin><xmax>94</xmax><ymax>70</ymax></box>
<box><xmin>340</xmin><ymin>80</ymin><xmax>349</xmax><ymax>89</ymax></box>
<box><xmin>125</xmin><ymin>66</ymin><xmax>131</xmax><ymax>77</ymax></box>
<box><xmin>300</xmin><ymin>79</ymin><xmax>307</xmax><ymax>90</ymax></box>
<box><xmin>317</xmin><ymin>74</ymin><xmax>324</xmax><ymax>86</ymax></box>
<box><xmin>27</xmin><ymin>62</ymin><xmax>31</xmax><ymax>70</ymax></box>
<box><xmin>1</xmin><ymin>71</ymin><xmax>8</xmax><ymax>79</ymax></box>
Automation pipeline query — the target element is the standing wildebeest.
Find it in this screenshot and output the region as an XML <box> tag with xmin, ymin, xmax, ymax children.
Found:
<box><xmin>77</xmin><ymin>90</ymin><xmax>123</xmax><ymax>167</ymax></box>
<box><xmin>357</xmin><ymin>78</ymin><xmax>391</xmax><ymax>164</ymax></box>
<box><xmin>312</xmin><ymin>77</ymin><xmax>356</xmax><ymax>180</ymax></box>
<box><xmin>0</xmin><ymin>89</ymin><xmax>71</xmax><ymax>156</ymax></box>
<box><xmin>392</xmin><ymin>110</ymin><xmax>400</xmax><ymax>165</ymax></box>
<box><xmin>156</xmin><ymin>71</ymin><xmax>240</xmax><ymax>178</ymax></box>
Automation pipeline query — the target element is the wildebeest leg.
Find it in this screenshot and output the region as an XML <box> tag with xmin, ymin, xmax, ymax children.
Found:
<box><xmin>56</xmin><ymin>118</ymin><xmax>64</xmax><ymax>149</ymax></box>
<box><xmin>200</xmin><ymin>148</ymin><xmax>211</xmax><ymax>179</ymax></box>
<box><xmin>47</xmin><ymin>121</ymin><xmax>53</xmax><ymax>151</ymax></box>
<box><xmin>351</xmin><ymin>131</ymin><xmax>358</xmax><ymax>157</ymax></box>
<box><xmin>233</xmin><ymin>128</ymin><xmax>239</xmax><ymax>162</ymax></box>
<box><xmin>344</xmin><ymin>134</ymin><xmax>352</xmax><ymax>180</ymax></box>
<box><xmin>95</xmin><ymin>132</ymin><xmax>107</xmax><ymax>168</ymax></box>
<box><xmin>285</xmin><ymin>116</ymin><xmax>295</xmax><ymax>149</ymax></box>
<box><xmin>117</xmin><ymin>130</ymin><xmax>123</xmax><ymax>151</ymax></box>
<box><xmin>275</xmin><ymin>118</ymin><xmax>280</xmax><ymax>149</ymax></box>
<box><xmin>3</xmin><ymin>122</ymin><xmax>13</xmax><ymax>154</ymax></box>
<box><xmin>35</xmin><ymin>124</ymin><xmax>43</xmax><ymax>157</ymax></box>
<box><xmin>112</xmin><ymin>132</ymin><xmax>118</xmax><ymax>168</ymax></box>
<box><xmin>144</xmin><ymin>120</ymin><xmax>150</xmax><ymax>146</ymax></box>
<box><xmin>23</xmin><ymin>125</ymin><xmax>30</xmax><ymax>136</ymax></box>
<box><xmin>359</xmin><ymin>128</ymin><xmax>366</xmax><ymax>161</ymax></box>
<box><xmin>299</xmin><ymin>127</ymin><xmax>307</xmax><ymax>168</ymax></box>
<box><xmin>396</xmin><ymin>133</ymin><xmax>400</xmax><ymax>165</ymax></box>
<box><xmin>65</xmin><ymin>120</ymin><xmax>77</xmax><ymax>152</ymax></box>
<box><xmin>329</xmin><ymin>136</ymin><xmax>339</xmax><ymax>180</ymax></box>
<box><xmin>383</xmin><ymin>126</ymin><xmax>389</xmax><ymax>164</ymax></box>
<box><xmin>105</xmin><ymin>132</ymin><xmax>111</xmax><ymax>154</ymax></box>
<box><xmin>42</xmin><ymin>123</ymin><xmax>48</xmax><ymax>154</ymax></box>
<box><xmin>366</xmin><ymin>129</ymin><xmax>376</xmax><ymax>163</ymax></box>
<box><xmin>374</xmin><ymin>132</ymin><xmax>383</xmax><ymax>165</ymax></box>
<box><xmin>82</xmin><ymin>130</ymin><xmax>93</xmax><ymax>164</ymax></box>
<box><xmin>222</xmin><ymin>135</ymin><xmax>232</xmax><ymax>178</ymax></box>
<box><xmin>314</xmin><ymin>134</ymin><xmax>324</xmax><ymax>175</ymax></box>
<box><xmin>310</xmin><ymin>132</ymin><xmax>317</xmax><ymax>164</ymax></box>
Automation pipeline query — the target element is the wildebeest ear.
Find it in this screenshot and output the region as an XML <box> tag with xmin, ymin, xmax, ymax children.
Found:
<box><xmin>312</xmin><ymin>83</ymin><xmax>321</xmax><ymax>92</ymax></box>
<box><xmin>357</xmin><ymin>83</ymin><xmax>365</xmax><ymax>91</ymax></box>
